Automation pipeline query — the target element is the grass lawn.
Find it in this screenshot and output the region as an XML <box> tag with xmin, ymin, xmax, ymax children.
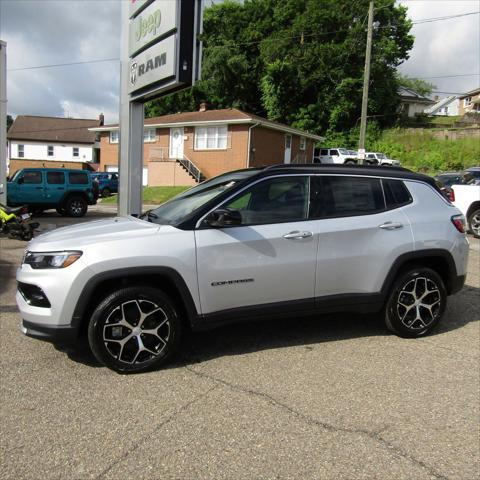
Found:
<box><xmin>101</xmin><ymin>186</ymin><xmax>190</xmax><ymax>205</ymax></box>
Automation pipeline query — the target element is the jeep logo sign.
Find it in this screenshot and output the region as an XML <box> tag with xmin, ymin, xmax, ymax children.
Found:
<box><xmin>129</xmin><ymin>0</ymin><xmax>177</xmax><ymax>57</ymax></box>
<box><xmin>128</xmin><ymin>35</ymin><xmax>176</xmax><ymax>94</ymax></box>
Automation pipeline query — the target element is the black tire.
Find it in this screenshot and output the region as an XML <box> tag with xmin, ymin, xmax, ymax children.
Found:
<box><xmin>65</xmin><ymin>196</ymin><xmax>87</xmax><ymax>217</ymax></box>
<box><xmin>101</xmin><ymin>188</ymin><xmax>111</xmax><ymax>198</ymax></box>
<box><xmin>467</xmin><ymin>208</ymin><xmax>480</xmax><ymax>239</ymax></box>
<box><xmin>88</xmin><ymin>286</ymin><xmax>182</xmax><ymax>373</ymax></box>
<box><xmin>21</xmin><ymin>230</ymin><xmax>33</xmax><ymax>241</ymax></box>
<box><xmin>385</xmin><ymin>267</ymin><xmax>446</xmax><ymax>338</ymax></box>
<box><xmin>344</xmin><ymin>159</ymin><xmax>356</xmax><ymax>165</ymax></box>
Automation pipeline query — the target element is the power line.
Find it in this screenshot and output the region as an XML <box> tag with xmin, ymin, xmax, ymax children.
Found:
<box><xmin>8</xmin><ymin>58</ymin><xmax>119</xmax><ymax>72</ymax></box>
<box><xmin>415</xmin><ymin>73</ymin><xmax>480</xmax><ymax>79</ymax></box>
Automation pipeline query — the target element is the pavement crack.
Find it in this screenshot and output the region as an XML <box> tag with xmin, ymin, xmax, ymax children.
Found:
<box><xmin>95</xmin><ymin>384</ymin><xmax>218</xmax><ymax>480</ymax></box>
<box><xmin>184</xmin><ymin>364</ymin><xmax>449</xmax><ymax>480</ymax></box>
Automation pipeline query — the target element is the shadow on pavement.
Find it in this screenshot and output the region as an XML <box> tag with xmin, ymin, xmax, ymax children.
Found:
<box><xmin>58</xmin><ymin>284</ymin><xmax>479</xmax><ymax>371</ymax></box>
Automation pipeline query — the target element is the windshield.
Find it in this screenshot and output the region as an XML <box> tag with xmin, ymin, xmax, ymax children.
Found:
<box><xmin>338</xmin><ymin>149</ymin><xmax>349</xmax><ymax>155</ymax></box>
<box><xmin>143</xmin><ymin>169</ymin><xmax>260</xmax><ymax>225</ymax></box>
<box><xmin>376</xmin><ymin>153</ymin><xmax>386</xmax><ymax>159</ymax></box>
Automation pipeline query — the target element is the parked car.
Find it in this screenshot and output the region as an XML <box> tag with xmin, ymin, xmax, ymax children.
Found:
<box><xmin>451</xmin><ymin>182</ymin><xmax>480</xmax><ymax>238</ymax></box>
<box><xmin>365</xmin><ymin>152</ymin><xmax>401</xmax><ymax>167</ymax></box>
<box><xmin>435</xmin><ymin>172</ymin><xmax>463</xmax><ymax>188</ymax></box>
<box><xmin>461</xmin><ymin>166</ymin><xmax>480</xmax><ymax>185</ymax></box>
<box><xmin>18</xmin><ymin>164</ymin><xmax>469</xmax><ymax>373</ymax></box>
<box><xmin>7</xmin><ymin>168</ymin><xmax>97</xmax><ymax>217</ymax></box>
<box><xmin>316</xmin><ymin>148</ymin><xmax>361</xmax><ymax>165</ymax></box>
<box><xmin>91</xmin><ymin>172</ymin><xmax>119</xmax><ymax>197</ymax></box>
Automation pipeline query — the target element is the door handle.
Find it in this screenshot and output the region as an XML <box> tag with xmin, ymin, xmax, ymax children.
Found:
<box><xmin>283</xmin><ymin>230</ymin><xmax>313</xmax><ymax>239</ymax></box>
<box><xmin>379</xmin><ymin>222</ymin><xmax>403</xmax><ymax>230</ymax></box>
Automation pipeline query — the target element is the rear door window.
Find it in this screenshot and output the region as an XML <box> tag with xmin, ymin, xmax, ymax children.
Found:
<box><xmin>68</xmin><ymin>172</ymin><xmax>88</xmax><ymax>184</ymax></box>
<box><xmin>382</xmin><ymin>179</ymin><xmax>412</xmax><ymax>209</ymax></box>
<box><xmin>46</xmin><ymin>171</ymin><xmax>65</xmax><ymax>184</ymax></box>
<box><xmin>309</xmin><ymin>176</ymin><xmax>385</xmax><ymax>219</ymax></box>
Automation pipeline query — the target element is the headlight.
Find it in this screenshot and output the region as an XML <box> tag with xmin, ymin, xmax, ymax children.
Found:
<box><xmin>24</xmin><ymin>251</ymin><xmax>82</xmax><ymax>269</ymax></box>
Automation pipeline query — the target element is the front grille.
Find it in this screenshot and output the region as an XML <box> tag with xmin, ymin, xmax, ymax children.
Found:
<box><xmin>18</xmin><ymin>282</ymin><xmax>51</xmax><ymax>308</ymax></box>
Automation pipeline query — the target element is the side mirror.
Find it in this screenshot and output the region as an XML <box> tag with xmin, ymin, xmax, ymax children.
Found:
<box><xmin>205</xmin><ymin>208</ymin><xmax>242</xmax><ymax>228</ymax></box>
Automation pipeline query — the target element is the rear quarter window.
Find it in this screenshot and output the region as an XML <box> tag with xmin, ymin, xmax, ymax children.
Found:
<box><xmin>68</xmin><ymin>172</ymin><xmax>89</xmax><ymax>185</ymax></box>
<box><xmin>382</xmin><ymin>179</ymin><xmax>412</xmax><ymax>209</ymax></box>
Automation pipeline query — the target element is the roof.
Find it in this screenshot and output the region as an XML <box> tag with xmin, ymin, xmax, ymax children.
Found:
<box><xmin>398</xmin><ymin>87</ymin><xmax>435</xmax><ymax>105</ymax></box>
<box><xmin>7</xmin><ymin>115</ymin><xmax>101</xmax><ymax>144</ymax></box>
<box><xmin>458</xmin><ymin>87</ymin><xmax>480</xmax><ymax>99</ymax></box>
<box><xmin>90</xmin><ymin>108</ymin><xmax>324</xmax><ymax>141</ymax></box>
<box><xmin>424</xmin><ymin>96</ymin><xmax>458</xmax><ymax>115</ymax></box>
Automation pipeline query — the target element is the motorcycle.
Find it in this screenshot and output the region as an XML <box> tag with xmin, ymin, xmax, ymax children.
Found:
<box><xmin>0</xmin><ymin>202</ymin><xmax>40</xmax><ymax>241</ymax></box>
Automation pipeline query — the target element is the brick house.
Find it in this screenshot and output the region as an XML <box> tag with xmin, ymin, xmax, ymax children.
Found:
<box><xmin>7</xmin><ymin>115</ymin><xmax>104</xmax><ymax>175</ymax></box>
<box><xmin>458</xmin><ymin>87</ymin><xmax>480</xmax><ymax>116</ymax></box>
<box><xmin>90</xmin><ymin>106</ymin><xmax>323</xmax><ymax>186</ymax></box>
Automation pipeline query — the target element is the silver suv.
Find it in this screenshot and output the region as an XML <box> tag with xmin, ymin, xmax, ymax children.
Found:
<box><xmin>17</xmin><ymin>165</ymin><xmax>469</xmax><ymax>373</ymax></box>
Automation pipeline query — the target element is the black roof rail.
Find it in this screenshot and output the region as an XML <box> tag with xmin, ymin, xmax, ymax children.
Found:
<box><xmin>263</xmin><ymin>163</ymin><xmax>411</xmax><ymax>172</ymax></box>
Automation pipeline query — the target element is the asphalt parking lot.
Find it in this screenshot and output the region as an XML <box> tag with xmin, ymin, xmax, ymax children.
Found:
<box><xmin>1</xmin><ymin>205</ymin><xmax>479</xmax><ymax>480</ymax></box>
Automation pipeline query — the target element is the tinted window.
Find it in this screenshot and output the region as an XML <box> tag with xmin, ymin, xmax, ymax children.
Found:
<box><xmin>310</xmin><ymin>176</ymin><xmax>384</xmax><ymax>218</ymax></box>
<box><xmin>320</xmin><ymin>149</ymin><xmax>328</xmax><ymax>156</ymax></box>
<box><xmin>46</xmin><ymin>171</ymin><xmax>65</xmax><ymax>185</ymax></box>
<box><xmin>382</xmin><ymin>179</ymin><xmax>412</xmax><ymax>209</ymax></box>
<box><xmin>330</xmin><ymin>150</ymin><xmax>339</xmax><ymax>156</ymax></box>
<box><xmin>68</xmin><ymin>172</ymin><xmax>88</xmax><ymax>184</ymax></box>
<box><xmin>224</xmin><ymin>176</ymin><xmax>309</xmax><ymax>225</ymax></box>
<box><xmin>23</xmin><ymin>171</ymin><xmax>42</xmax><ymax>184</ymax></box>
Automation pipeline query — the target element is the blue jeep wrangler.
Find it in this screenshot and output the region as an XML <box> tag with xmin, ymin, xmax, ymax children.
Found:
<box><xmin>7</xmin><ymin>168</ymin><xmax>98</xmax><ymax>217</ymax></box>
<box><xmin>91</xmin><ymin>172</ymin><xmax>119</xmax><ymax>197</ymax></box>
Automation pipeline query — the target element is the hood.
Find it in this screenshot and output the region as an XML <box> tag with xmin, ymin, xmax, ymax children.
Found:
<box><xmin>28</xmin><ymin>216</ymin><xmax>159</xmax><ymax>251</ymax></box>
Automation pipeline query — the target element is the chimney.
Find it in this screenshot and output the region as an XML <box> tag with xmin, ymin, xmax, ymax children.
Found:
<box><xmin>99</xmin><ymin>113</ymin><xmax>104</xmax><ymax>126</ymax></box>
<box><xmin>199</xmin><ymin>102</ymin><xmax>207</xmax><ymax>112</ymax></box>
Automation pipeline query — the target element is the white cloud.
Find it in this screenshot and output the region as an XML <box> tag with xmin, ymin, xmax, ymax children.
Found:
<box><xmin>398</xmin><ymin>0</ymin><xmax>480</xmax><ymax>96</ymax></box>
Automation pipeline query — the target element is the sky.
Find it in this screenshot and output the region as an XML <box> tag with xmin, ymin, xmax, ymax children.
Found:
<box><xmin>0</xmin><ymin>0</ymin><xmax>479</xmax><ymax>123</ymax></box>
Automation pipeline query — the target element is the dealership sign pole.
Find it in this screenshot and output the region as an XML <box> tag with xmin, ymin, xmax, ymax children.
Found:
<box><xmin>118</xmin><ymin>0</ymin><xmax>203</xmax><ymax>216</ymax></box>
<box><xmin>0</xmin><ymin>41</ymin><xmax>7</xmax><ymax>206</ymax></box>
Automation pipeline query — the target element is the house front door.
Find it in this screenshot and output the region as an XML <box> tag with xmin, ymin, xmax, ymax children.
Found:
<box><xmin>169</xmin><ymin>128</ymin><xmax>184</xmax><ymax>159</ymax></box>
<box><xmin>284</xmin><ymin>135</ymin><xmax>292</xmax><ymax>164</ymax></box>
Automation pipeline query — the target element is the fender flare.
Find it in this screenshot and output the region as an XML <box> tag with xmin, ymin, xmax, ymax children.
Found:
<box><xmin>71</xmin><ymin>266</ymin><xmax>199</xmax><ymax>331</ymax></box>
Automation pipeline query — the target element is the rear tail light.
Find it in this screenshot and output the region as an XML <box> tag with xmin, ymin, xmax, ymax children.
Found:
<box><xmin>449</xmin><ymin>189</ymin><xmax>455</xmax><ymax>202</ymax></box>
<box><xmin>451</xmin><ymin>214</ymin><xmax>466</xmax><ymax>233</ymax></box>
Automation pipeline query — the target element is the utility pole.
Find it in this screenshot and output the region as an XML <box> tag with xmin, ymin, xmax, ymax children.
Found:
<box><xmin>358</xmin><ymin>0</ymin><xmax>374</xmax><ymax>165</ymax></box>
<box><xmin>0</xmin><ymin>41</ymin><xmax>7</xmax><ymax>205</ymax></box>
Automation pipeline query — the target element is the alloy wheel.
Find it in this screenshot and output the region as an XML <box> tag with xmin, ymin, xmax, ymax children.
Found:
<box><xmin>470</xmin><ymin>212</ymin><xmax>480</xmax><ymax>237</ymax></box>
<box><xmin>396</xmin><ymin>277</ymin><xmax>441</xmax><ymax>330</ymax></box>
<box><xmin>103</xmin><ymin>299</ymin><xmax>171</xmax><ymax>365</ymax></box>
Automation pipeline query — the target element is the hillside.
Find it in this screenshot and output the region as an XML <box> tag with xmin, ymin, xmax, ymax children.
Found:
<box><xmin>371</xmin><ymin>127</ymin><xmax>480</xmax><ymax>172</ymax></box>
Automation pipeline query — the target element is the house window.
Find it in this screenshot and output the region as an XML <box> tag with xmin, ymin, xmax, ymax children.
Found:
<box><xmin>464</xmin><ymin>97</ymin><xmax>472</xmax><ymax>107</ymax></box>
<box><xmin>144</xmin><ymin>128</ymin><xmax>156</xmax><ymax>142</ymax></box>
<box><xmin>194</xmin><ymin>126</ymin><xmax>228</xmax><ymax>150</ymax></box>
<box><xmin>18</xmin><ymin>144</ymin><xmax>24</xmax><ymax>158</ymax></box>
<box><xmin>73</xmin><ymin>147</ymin><xmax>79</xmax><ymax>157</ymax></box>
<box><xmin>444</xmin><ymin>107</ymin><xmax>449</xmax><ymax>114</ymax></box>
<box><xmin>47</xmin><ymin>145</ymin><xmax>54</xmax><ymax>157</ymax></box>
<box><xmin>299</xmin><ymin>136</ymin><xmax>306</xmax><ymax>150</ymax></box>
<box><xmin>110</xmin><ymin>131</ymin><xmax>119</xmax><ymax>144</ymax></box>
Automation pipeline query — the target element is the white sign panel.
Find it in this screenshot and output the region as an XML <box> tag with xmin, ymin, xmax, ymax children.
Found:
<box><xmin>129</xmin><ymin>35</ymin><xmax>176</xmax><ymax>94</ymax></box>
<box><xmin>129</xmin><ymin>0</ymin><xmax>178</xmax><ymax>57</ymax></box>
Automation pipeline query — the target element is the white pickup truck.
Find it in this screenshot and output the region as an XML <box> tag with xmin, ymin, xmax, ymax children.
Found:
<box><xmin>451</xmin><ymin>184</ymin><xmax>480</xmax><ymax>238</ymax></box>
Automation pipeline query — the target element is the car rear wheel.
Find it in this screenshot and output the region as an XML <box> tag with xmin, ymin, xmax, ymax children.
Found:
<box><xmin>385</xmin><ymin>267</ymin><xmax>446</xmax><ymax>338</ymax></box>
<box><xmin>66</xmin><ymin>196</ymin><xmax>87</xmax><ymax>217</ymax></box>
<box><xmin>101</xmin><ymin>188</ymin><xmax>111</xmax><ymax>198</ymax></box>
<box><xmin>468</xmin><ymin>209</ymin><xmax>480</xmax><ymax>238</ymax></box>
<box><xmin>88</xmin><ymin>286</ymin><xmax>182</xmax><ymax>373</ymax></box>
<box><xmin>344</xmin><ymin>160</ymin><xmax>356</xmax><ymax>165</ymax></box>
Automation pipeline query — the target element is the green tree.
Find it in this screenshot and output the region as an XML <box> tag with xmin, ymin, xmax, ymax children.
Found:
<box><xmin>146</xmin><ymin>0</ymin><xmax>414</xmax><ymax>136</ymax></box>
<box><xmin>396</xmin><ymin>73</ymin><xmax>436</xmax><ymax>97</ymax></box>
<box><xmin>6</xmin><ymin>114</ymin><xmax>13</xmax><ymax>131</ymax></box>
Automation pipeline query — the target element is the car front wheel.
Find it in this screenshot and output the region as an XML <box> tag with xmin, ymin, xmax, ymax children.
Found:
<box><xmin>88</xmin><ymin>286</ymin><xmax>182</xmax><ymax>373</ymax></box>
<box><xmin>66</xmin><ymin>196</ymin><xmax>87</xmax><ymax>217</ymax></box>
<box><xmin>385</xmin><ymin>267</ymin><xmax>446</xmax><ymax>338</ymax></box>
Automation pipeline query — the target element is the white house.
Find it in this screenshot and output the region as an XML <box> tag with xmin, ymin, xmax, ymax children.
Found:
<box><xmin>7</xmin><ymin>115</ymin><xmax>103</xmax><ymax>175</ymax></box>
<box><xmin>398</xmin><ymin>87</ymin><xmax>435</xmax><ymax>117</ymax></box>
<box><xmin>425</xmin><ymin>96</ymin><xmax>460</xmax><ymax>116</ymax></box>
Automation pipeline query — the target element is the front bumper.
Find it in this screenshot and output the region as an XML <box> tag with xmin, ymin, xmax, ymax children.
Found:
<box><xmin>21</xmin><ymin>319</ymin><xmax>79</xmax><ymax>344</ymax></box>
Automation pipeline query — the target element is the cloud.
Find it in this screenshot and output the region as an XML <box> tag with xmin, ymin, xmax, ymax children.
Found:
<box><xmin>1</xmin><ymin>0</ymin><xmax>121</xmax><ymax>122</ymax></box>
<box><xmin>398</xmin><ymin>0</ymin><xmax>480</xmax><ymax>95</ymax></box>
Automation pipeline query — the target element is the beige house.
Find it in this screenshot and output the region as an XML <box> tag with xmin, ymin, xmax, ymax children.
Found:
<box><xmin>458</xmin><ymin>87</ymin><xmax>480</xmax><ymax>116</ymax></box>
<box><xmin>90</xmin><ymin>106</ymin><xmax>323</xmax><ymax>186</ymax></box>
